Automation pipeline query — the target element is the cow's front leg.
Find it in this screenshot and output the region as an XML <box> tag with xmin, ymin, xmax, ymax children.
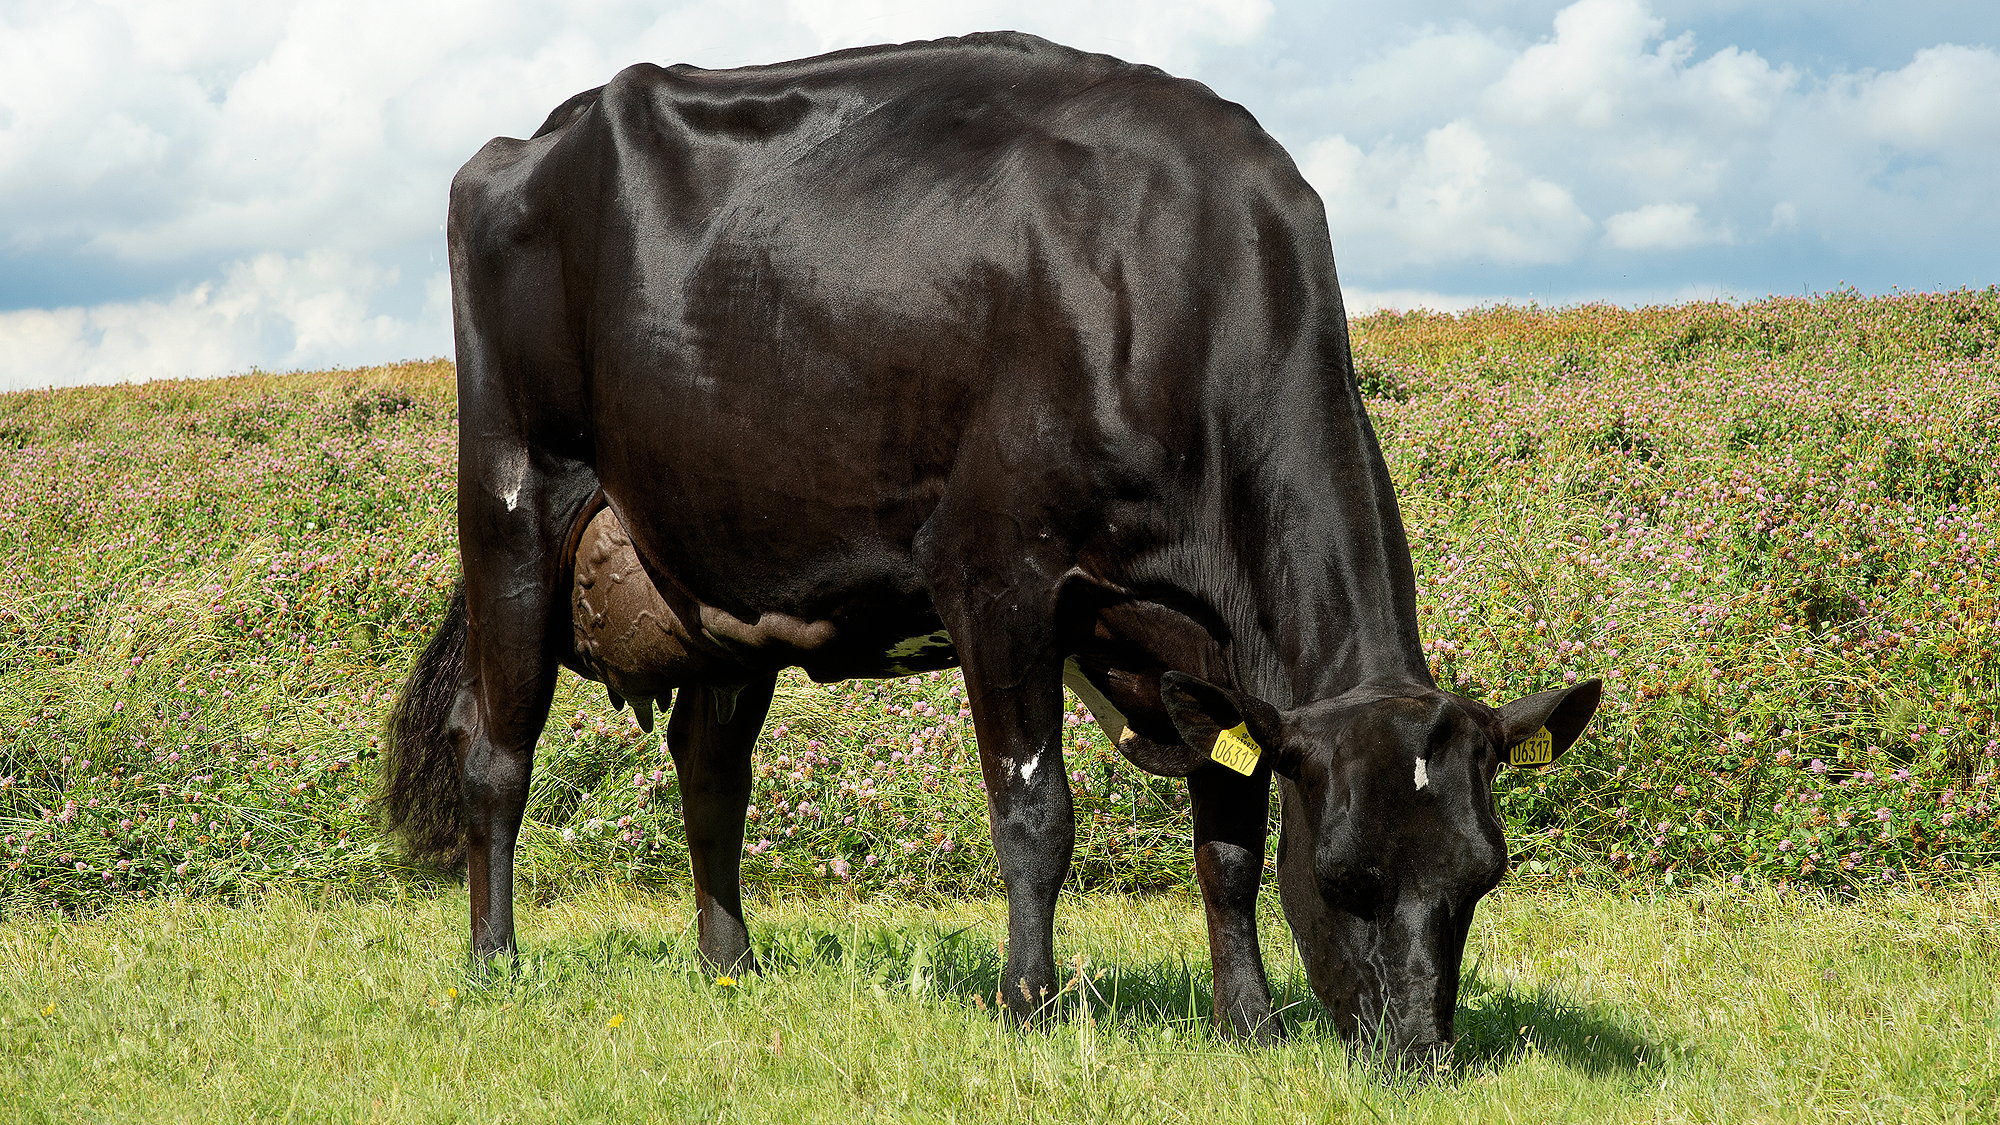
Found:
<box><xmin>953</xmin><ymin>640</ymin><xmax>1072</xmax><ymax>1018</ymax></box>
<box><xmin>1189</xmin><ymin>763</ymin><xmax>1284</xmax><ymax>1041</ymax></box>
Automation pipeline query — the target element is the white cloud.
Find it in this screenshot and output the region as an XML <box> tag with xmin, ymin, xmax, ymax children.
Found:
<box><xmin>1479</xmin><ymin>0</ymin><xmax>1797</xmax><ymax>195</ymax></box>
<box><xmin>1292</xmin><ymin>0</ymin><xmax>2000</xmax><ymax>282</ymax></box>
<box><xmin>1603</xmin><ymin>202</ymin><xmax>1733</xmax><ymax>251</ymax></box>
<box><xmin>1758</xmin><ymin>41</ymin><xmax>2000</xmax><ymax>250</ymax></box>
<box><xmin>1838</xmin><ymin>43</ymin><xmax>2000</xmax><ymax>150</ymax></box>
<box><xmin>2</xmin><ymin>0</ymin><xmax>1996</xmax><ymax>389</ymax></box>
<box><xmin>4</xmin><ymin>0</ymin><xmax>1273</xmax><ymax>266</ymax></box>
<box><xmin>1306</xmin><ymin>122</ymin><xmax>1594</xmax><ymax>266</ymax></box>
<box><xmin>1287</xmin><ymin>25</ymin><xmax>1516</xmax><ymax>137</ymax></box>
<box><xmin>1487</xmin><ymin>0</ymin><xmax>1676</xmax><ymax>128</ymax></box>
<box><xmin>1514</xmin><ymin>0</ymin><xmax>1792</xmax><ymax>127</ymax></box>
<box><xmin>786</xmin><ymin>0</ymin><xmax>1272</xmax><ymax>70</ymax></box>
<box><xmin>0</xmin><ymin>252</ymin><xmax>448</xmax><ymax>389</ymax></box>
<box><xmin>0</xmin><ymin>0</ymin><xmax>1272</xmax><ymax>388</ymax></box>
<box><xmin>1295</xmin><ymin>0</ymin><xmax>1798</xmax><ymax>270</ymax></box>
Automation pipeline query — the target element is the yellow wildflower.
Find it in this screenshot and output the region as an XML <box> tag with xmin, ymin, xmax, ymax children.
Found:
<box><xmin>607</xmin><ymin>1013</ymin><xmax>625</xmax><ymax>1029</ymax></box>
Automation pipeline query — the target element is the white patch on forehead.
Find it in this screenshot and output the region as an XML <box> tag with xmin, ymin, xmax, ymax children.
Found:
<box><xmin>1414</xmin><ymin>756</ymin><xmax>1430</xmax><ymax>791</ymax></box>
<box><xmin>1018</xmin><ymin>752</ymin><xmax>1041</xmax><ymax>784</ymax></box>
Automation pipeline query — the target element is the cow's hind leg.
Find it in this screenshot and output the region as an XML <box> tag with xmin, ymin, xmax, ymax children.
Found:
<box><xmin>666</xmin><ymin>674</ymin><xmax>776</xmax><ymax>974</ymax></box>
<box><xmin>457</xmin><ymin>454</ymin><xmax>597</xmax><ymax>962</ymax></box>
<box><xmin>448</xmin><ymin>148</ymin><xmax>603</xmax><ymax>961</ymax></box>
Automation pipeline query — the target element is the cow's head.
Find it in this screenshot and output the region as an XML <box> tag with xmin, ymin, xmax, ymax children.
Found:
<box><xmin>1129</xmin><ymin>671</ymin><xmax>1600</xmax><ymax>1065</ymax></box>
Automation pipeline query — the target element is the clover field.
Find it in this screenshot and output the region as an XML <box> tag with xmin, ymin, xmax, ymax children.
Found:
<box><xmin>2</xmin><ymin>288</ymin><xmax>1998</xmax><ymax>913</ymax></box>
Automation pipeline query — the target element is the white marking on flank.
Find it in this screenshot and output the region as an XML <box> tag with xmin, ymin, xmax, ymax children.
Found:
<box><xmin>1414</xmin><ymin>756</ymin><xmax>1430</xmax><ymax>791</ymax></box>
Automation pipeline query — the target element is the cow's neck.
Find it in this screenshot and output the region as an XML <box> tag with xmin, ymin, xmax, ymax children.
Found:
<box><xmin>1207</xmin><ymin>376</ymin><xmax>1434</xmax><ymax>709</ymax></box>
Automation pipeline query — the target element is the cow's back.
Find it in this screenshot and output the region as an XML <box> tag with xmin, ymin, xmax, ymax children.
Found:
<box><xmin>449</xmin><ymin>32</ymin><xmax>1371</xmax><ymax>687</ymax></box>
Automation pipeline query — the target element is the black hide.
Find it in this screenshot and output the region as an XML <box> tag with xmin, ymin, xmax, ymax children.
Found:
<box><xmin>425</xmin><ymin>30</ymin><xmax>1601</xmax><ymax>1059</ymax></box>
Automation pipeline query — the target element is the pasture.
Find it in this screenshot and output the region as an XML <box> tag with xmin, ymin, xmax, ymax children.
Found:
<box><xmin>5</xmin><ymin>882</ymin><xmax>1996</xmax><ymax>1121</ymax></box>
<box><xmin>2</xmin><ymin>289</ymin><xmax>1998</xmax><ymax>1114</ymax></box>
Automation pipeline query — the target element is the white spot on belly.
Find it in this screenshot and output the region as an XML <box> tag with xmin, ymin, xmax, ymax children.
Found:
<box><xmin>1414</xmin><ymin>756</ymin><xmax>1430</xmax><ymax>791</ymax></box>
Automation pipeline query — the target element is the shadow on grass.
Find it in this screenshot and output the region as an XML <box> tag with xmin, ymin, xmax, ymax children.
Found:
<box><xmin>473</xmin><ymin>916</ymin><xmax>1666</xmax><ymax>1080</ymax></box>
<box><xmin>753</xmin><ymin>919</ymin><xmax>1294</xmax><ymax>1037</ymax></box>
<box><xmin>754</xmin><ymin>921</ymin><xmax>1671</xmax><ymax>1082</ymax></box>
<box><xmin>1449</xmin><ymin>965</ymin><xmax>1662</xmax><ymax>1077</ymax></box>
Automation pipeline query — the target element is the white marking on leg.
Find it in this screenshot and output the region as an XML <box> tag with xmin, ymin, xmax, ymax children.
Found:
<box><xmin>1414</xmin><ymin>756</ymin><xmax>1430</xmax><ymax>791</ymax></box>
<box><xmin>1018</xmin><ymin>752</ymin><xmax>1041</xmax><ymax>784</ymax></box>
<box><xmin>494</xmin><ymin>448</ymin><xmax>528</xmax><ymax>512</ymax></box>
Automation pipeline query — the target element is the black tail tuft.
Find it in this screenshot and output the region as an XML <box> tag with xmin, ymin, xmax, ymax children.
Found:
<box><xmin>377</xmin><ymin>583</ymin><xmax>471</xmax><ymax>869</ymax></box>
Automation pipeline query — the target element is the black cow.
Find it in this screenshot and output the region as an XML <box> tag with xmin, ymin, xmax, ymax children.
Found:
<box><xmin>381</xmin><ymin>31</ymin><xmax>1600</xmax><ymax>1063</ymax></box>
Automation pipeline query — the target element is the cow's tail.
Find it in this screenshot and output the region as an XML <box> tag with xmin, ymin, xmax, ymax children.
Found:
<box><xmin>378</xmin><ymin>582</ymin><xmax>471</xmax><ymax>868</ymax></box>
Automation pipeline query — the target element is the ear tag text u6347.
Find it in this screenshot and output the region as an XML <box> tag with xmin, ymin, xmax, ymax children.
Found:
<box><xmin>1508</xmin><ymin>726</ymin><xmax>1555</xmax><ymax>767</ymax></box>
<box><xmin>1209</xmin><ymin>723</ymin><xmax>1262</xmax><ymax>776</ymax></box>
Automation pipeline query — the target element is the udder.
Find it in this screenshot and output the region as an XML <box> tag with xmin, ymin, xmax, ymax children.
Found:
<box><xmin>570</xmin><ymin>502</ymin><xmax>954</xmax><ymax>708</ymax></box>
<box><xmin>569</xmin><ymin>505</ymin><xmax>702</xmax><ymax>727</ymax></box>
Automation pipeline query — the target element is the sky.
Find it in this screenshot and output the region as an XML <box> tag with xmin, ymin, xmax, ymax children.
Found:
<box><xmin>1</xmin><ymin>0</ymin><xmax>1995</xmax><ymax>390</ymax></box>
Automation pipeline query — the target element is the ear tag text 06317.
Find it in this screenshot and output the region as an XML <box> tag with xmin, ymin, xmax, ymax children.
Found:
<box><xmin>1210</xmin><ymin>723</ymin><xmax>1262</xmax><ymax>776</ymax></box>
<box><xmin>1508</xmin><ymin>726</ymin><xmax>1554</xmax><ymax>767</ymax></box>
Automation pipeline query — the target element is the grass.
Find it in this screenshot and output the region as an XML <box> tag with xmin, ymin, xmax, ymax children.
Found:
<box><xmin>4</xmin><ymin>290</ymin><xmax>1999</xmax><ymax>913</ymax></box>
<box><xmin>4</xmin><ymin>290</ymin><xmax>2000</xmax><ymax>1117</ymax></box>
<box><xmin>4</xmin><ymin>881</ymin><xmax>1996</xmax><ymax>1122</ymax></box>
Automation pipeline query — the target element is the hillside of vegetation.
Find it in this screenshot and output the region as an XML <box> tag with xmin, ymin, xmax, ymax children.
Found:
<box><xmin>3</xmin><ymin>288</ymin><xmax>1997</xmax><ymax>913</ymax></box>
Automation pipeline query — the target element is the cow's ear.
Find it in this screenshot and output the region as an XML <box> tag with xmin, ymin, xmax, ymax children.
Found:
<box><xmin>1496</xmin><ymin>678</ymin><xmax>1601</xmax><ymax>768</ymax></box>
<box><xmin>1156</xmin><ymin>671</ymin><xmax>1283</xmax><ymax>777</ymax></box>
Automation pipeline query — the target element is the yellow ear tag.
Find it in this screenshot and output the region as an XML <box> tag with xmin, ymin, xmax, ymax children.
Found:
<box><xmin>1508</xmin><ymin>726</ymin><xmax>1555</xmax><ymax>767</ymax></box>
<box><xmin>1209</xmin><ymin>723</ymin><xmax>1262</xmax><ymax>776</ymax></box>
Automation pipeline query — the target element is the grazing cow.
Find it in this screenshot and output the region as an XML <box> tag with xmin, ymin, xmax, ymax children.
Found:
<box><xmin>380</xmin><ymin>31</ymin><xmax>1600</xmax><ymax>1063</ymax></box>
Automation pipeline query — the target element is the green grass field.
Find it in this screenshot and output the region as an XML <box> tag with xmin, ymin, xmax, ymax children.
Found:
<box><xmin>7</xmin><ymin>291</ymin><xmax>1999</xmax><ymax>914</ymax></box>
<box><xmin>5</xmin><ymin>290</ymin><xmax>2000</xmax><ymax>1119</ymax></box>
<box><xmin>5</xmin><ymin>881</ymin><xmax>1996</xmax><ymax>1122</ymax></box>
